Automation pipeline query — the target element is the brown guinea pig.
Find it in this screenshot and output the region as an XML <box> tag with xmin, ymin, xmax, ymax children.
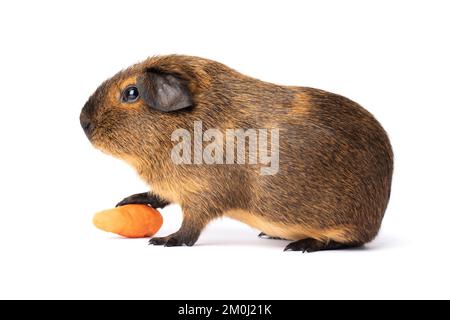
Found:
<box><xmin>80</xmin><ymin>55</ymin><xmax>393</xmax><ymax>252</ymax></box>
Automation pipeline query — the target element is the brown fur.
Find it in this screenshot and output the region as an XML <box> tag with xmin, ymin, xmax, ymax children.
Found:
<box><xmin>80</xmin><ymin>55</ymin><xmax>393</xmax><ymax>250</ymax></box>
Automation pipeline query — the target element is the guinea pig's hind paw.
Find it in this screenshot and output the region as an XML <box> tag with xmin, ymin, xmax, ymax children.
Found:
<box><xmin>284</xmin><ymin>239</ymin><xmax>355</xmax><ymax>253</ymax></box>
<box><xmin>258</xmin><ymin>232</ymin><xmax>285</xmax><ymax>240</ymax></box>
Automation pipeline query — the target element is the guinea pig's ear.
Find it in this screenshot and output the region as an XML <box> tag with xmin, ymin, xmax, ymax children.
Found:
<box><xmin>137</xmin><ymin>69</ymin><xmax>193</xmax><ymax>112</ymax></box>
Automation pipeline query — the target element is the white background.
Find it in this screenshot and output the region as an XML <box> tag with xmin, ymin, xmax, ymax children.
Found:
<box><xmin>0</xmin><ymin>0</ymin><xmax>449</xmax><ymax>299</ymax></box>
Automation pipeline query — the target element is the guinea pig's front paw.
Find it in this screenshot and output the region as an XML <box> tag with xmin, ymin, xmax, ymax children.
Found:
<box><xmin>148</xmin><ymin>236</ymin><xmax>171</xmax><ymax>246</ymax></box>
<box><xmin>149</xmin><ymin>232</ymin><xmax>196</xmax><ymax>247</ymax></box>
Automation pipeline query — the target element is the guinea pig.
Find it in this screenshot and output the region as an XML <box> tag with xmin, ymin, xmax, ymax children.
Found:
<box><xmin>80</xmin><ymin>55</ymin><xmax>393</xmax><ymax>252</ymax></box>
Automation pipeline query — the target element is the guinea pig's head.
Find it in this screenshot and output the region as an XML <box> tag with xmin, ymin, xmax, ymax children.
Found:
<box><xmin>80</xmin><ymin>65</ymin><xmax>193</xmax><ymax>159</ymax></box>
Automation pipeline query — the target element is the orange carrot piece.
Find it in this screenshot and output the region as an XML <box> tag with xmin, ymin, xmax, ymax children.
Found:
<box><xmin>93</xmin><ymin>204</ymin><xmax>163</xmax><ymax>238</ymax></box>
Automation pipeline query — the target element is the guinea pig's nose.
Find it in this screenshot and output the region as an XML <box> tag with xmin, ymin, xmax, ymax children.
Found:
<box><xmin>80</xmin><ymin>112</ymin><xmax>93</xmax><ymax>138</ymax></box>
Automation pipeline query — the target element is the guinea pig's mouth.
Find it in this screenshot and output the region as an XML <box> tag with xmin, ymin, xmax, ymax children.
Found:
<box><xmin>88</xmin><ymin>130</ymin><xmax>128</xmax><ymax>158</ymax></box>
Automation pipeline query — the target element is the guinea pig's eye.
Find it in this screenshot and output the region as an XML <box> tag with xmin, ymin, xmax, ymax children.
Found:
<box><xmin>122</xmin><ymin>86</ymin><xmax>139</xmax><ymax>103</ymax></box>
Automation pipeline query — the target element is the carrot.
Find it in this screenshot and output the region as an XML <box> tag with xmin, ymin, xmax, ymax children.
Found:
<box><xmin>93</xmin><ymin>204</ymin><xmax>163</xmax><ymax>238</ymax></box>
